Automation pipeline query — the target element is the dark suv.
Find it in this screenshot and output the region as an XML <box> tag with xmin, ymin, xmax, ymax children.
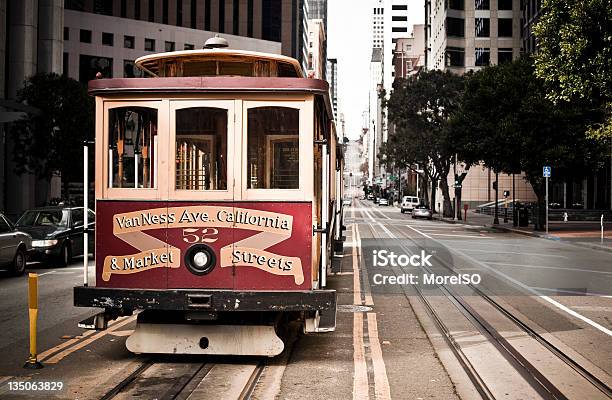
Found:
<box><xmin>15</xmin><ymin>207</ymin><xmax>95</xmax><ymax>267</ymax></box>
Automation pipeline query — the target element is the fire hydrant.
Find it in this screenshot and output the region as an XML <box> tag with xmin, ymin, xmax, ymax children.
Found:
<box><xmin>563</xmin><ymin>212</ymin><xmax>568</xmax><ymax>222</ymax></box>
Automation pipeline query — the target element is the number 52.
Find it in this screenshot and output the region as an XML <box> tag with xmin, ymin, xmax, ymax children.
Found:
<box><xmin>182</xmin><ymin>228</ymin><xmax>219</xmax><ymax>243</ymax></box>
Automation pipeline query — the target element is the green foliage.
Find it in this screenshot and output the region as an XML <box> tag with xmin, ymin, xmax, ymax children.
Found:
<box><xmin>11</xmin><ymin>73</ymin><xmax>94</xmax><ymax>184</ymax></box>
<box><xmin>383</xmin><ymin>70</ymin><xmax>464</xmax><ymax>216</ymax></box>
<box><xmin>533</xmin><ymin>0</ymin><xmax>612</xmax><ymax>104</ymax></box>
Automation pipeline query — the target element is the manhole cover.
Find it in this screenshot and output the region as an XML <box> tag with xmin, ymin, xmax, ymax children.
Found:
<box><xmin>337</xmin><ymin>304</ymin><xmax>373</xmax><ymax>313</ymax></box>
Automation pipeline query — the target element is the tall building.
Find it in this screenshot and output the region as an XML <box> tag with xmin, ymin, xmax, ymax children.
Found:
<box><xmin>327</xmin><ymin>58</ymin><xmax>338</xmax><ymax>118</ymax></box>
<box><xmin>307</xmin><ymin>19</ymin><xmax>326</xmax><ymax>79</ymax></box>
<box><xmin>521</xmin><ymin>0</ymin><xmax>542</xmax><ymax>54</ymax></box>
<box><xmin>368</xmin><ymin>48</ymin><xmax>384</xmax><ymax>185</ymax></box>
<box><xmin>308</xmin><ymin>0</ymin><xmax>327</xmax><ymax>25</ymax></box>
<box><xmin>426</xmin><ymin>0</ymin><xmax>522</xmax><ymax>73</ymax></box>
<box><xmin>392</xmin><ymin>24</ymin><xmax>425</xmax><ymax>80</ymax></box>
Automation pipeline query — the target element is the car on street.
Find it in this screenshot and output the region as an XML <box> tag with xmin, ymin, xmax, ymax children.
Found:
<box><xmin>411</xmin><ymin>204</ymin><xmax>433</xmax><ymax>220</ymax></box>
<box><xmin>15</xmin><ymin>206</ymin><xmax>95</xmax><ymax>267</ymax></box>
<box><xmin>343</xmin><ymin>197</ymin><xmax>352</xmax><ymax>206</ymax></box>
<box><xmin>400</xmin><ymin>196</ymin><xmax>420</xmax><ymax>213</ymax></box>
<box><xmin>378</xmin><ymin>198</ymin><xmax>389</xmax><ymax>206</ymax></box>
<box><xmin>0</xmin><ymin>212</ymin><xmax>32</xmax><ymax>276</ymax></box>
<box><xmin>367</xmin><ymin>194</ymin><xmax>374</xmax><ymax>201</ymax></box>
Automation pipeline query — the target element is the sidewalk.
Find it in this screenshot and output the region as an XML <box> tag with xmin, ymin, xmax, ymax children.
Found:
<box><xmin>442</xmin><ymin>211</ymin><xmax>612</xmax><ymax>253</ymax></box>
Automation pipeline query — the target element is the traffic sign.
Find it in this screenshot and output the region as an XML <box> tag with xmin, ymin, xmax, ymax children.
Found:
<box><xmin>543</xmin><ymin>166</ymin><xmax>551</xmax><ymax>178</ymax></box>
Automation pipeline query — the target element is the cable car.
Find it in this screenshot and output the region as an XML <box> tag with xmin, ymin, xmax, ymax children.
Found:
<box><xmin>74</xmin><ymin>37</ymin><xmax>342</xmax><ymax>356</ymax></box>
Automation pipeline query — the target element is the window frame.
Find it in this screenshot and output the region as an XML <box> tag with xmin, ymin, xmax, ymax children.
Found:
<box><xmin>241</xmin><ymin>100</ymin><xmax>311</xmax><ymax>201</ymax></box>
<box><xmin>168</xmin><ymin>99</ymin><xmax>237</xmax><ymax>201</ymax></box>
<box><xmin>102</xmin><ymin>100</ymin><xmax>169</xmax><ymax>200</ymax></box>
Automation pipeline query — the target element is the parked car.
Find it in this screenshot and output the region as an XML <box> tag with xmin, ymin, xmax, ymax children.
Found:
<box><xmin>411</xmin><ymin>205</ymin><xmax>433</xmax><ymax>220</ymax></box>
<box><xmin>378</xmin><ymin>198</ymin><xmax>389</xmax><ymax>206</ymax></box>
<box><xmin>400</xmin><ymin>196</ymin><xmax>420</xmax><ymax>213</ymax></box>
<box><xmin>367</xmin><ymin>194</ymin><xmax>374</xmax><ymax>200</ymax></box>
<box><xmin>343</xmin><ymin>196</ymin><xmax>352</xmax><ymax>206</ymax></box>
<box><xmin>0</xmin><ymin>213</ymin><xmax>32</xmax><ymax>276</ymax></box>
<box><xmin>15</xmin><ymin>207</ymin><xmax>95</xmax><ymax>267</ymax></box>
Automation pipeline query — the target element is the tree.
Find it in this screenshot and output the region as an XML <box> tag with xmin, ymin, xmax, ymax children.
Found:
<box><xmin>11</xmin><ymin>73</ymin><xmax>94</xmax><ymax>199</ymax></box>
<box><xmin>451</xmin><ymin>58</ymin><xmax>605</xmax><ymax>229</ymax></box>
<box><xmin>533</xmin><ymin>0</ymin><xmax>612</xmax><ymax>140</ymax></box>
<box><xmin>383</xmin><ymin>70</ymin><xmax>464</xmax><ymax>217</ymax></box>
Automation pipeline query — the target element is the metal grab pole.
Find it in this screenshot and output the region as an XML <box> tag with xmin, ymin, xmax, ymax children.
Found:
<box><xmin>546</xmin><ymin>176</ymin><xmax>549</xmax><ymax>235</ymax></box>
<box><xmin>83</xmin><ymin>145</ymin><xmax>89</xmax><ymax>287</ymax></box>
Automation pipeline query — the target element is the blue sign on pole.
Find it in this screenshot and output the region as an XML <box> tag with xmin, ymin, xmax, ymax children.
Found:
<box><xmin>543</xmin><ymin>166</ymin><xmax>551</xmax><ymax>178</ymax></box>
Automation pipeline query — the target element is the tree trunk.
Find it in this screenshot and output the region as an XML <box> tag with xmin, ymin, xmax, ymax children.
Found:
<box><xmin>439</xmin><ymin>178</ymin><xmax>454</xmax><ymax>218</ymax></box>
<box><xmin>430</xmin><ymin>177</ymin><xmax>437</xmax><ymax>212</ymax></box>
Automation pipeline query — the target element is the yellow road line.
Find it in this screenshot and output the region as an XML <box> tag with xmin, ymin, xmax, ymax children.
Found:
<box><xmin>44</xmin><ymin>315</ymin><xmax>136</xmax><ymax>364</ymax></box>
<box><xmin>353</xmin><ymin>312</ymin><xmax>369</xmax><ymax>400</ymax></box>
<box><xmin>367</xmin><ymin>313</ymin><xmax>391</xmax><ymax>400</ymax></box>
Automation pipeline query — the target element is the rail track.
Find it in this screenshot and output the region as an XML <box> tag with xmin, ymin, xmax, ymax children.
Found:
<box><xmin>357</xmin><ymin>200</ymin><xmax>612</xmax><ymax>400</ymax></box>
<box><xmin>99</xmin><ymin>358</ymin><xmax>265</xmax><ymax>400</ymax></box>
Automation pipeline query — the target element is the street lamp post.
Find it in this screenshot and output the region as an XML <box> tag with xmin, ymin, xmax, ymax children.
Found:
<box><xmin>493</xmin><ymin>172</ymin><xmax>500</xmax><ymax>225</ymax></box>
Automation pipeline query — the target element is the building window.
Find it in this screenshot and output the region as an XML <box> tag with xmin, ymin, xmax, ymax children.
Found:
<box><xmin>233</xmin><ymin>0</ymin><xmax>239</xmax><ymax>34</ymax></box>
<box><xmin>219</xmin><ymin>0</ymin><xmax>225</xmax><ymax>33</ymax></box>
<box><xmin>80</xmin><ymin>29</ymin><xmax>92</xmax><ymax>43</ymax></box>
<box><xmin>163</xmin><ymin>0</ymin><xmax>168</xmax><ymax>24</ymax></box>
<box><xmin>148</xmin><ymin>0</ymin><xmax>154</xmax><ymax>21</ymax></box>
<box><xmin>498</xmin><ymin>48</ymin><xmax>513</xmax><ymax>63</ymax></box>
<box><xmin>165</xmin><ymin>41</ymin><xmax>175</xmax><ymax>52</ymax></box>
<box><xmin>262</xmin><ymin>0</ymin><xmax>282</xmax><ymax>42</ymax></box>
<box><xmin>184</xmin><ymin>43</ymin><xmax>194</xmax><ymax>50</ymax></box>
<box><xmin>392</xmin><ymin>16</ymin><xmax>407</xmax><ymax>21</ymax></box>
<box><xmin>102</xmin><ymin>32</ymin><xmax>114</xmax><ymax>46</ymax></box>
<box><xmin>93</xmin><ymin>0</ymin><xmax>113</xmax><ymax>15</ymax></box>
<box><xmin>475</xmin><ymin>0</ymin><xmax>489</xmax><ymax>10</ymax></box>
<box><xmin>124</xmin><ymin>35</ymin><xmax>135</xmax><ymax>49</ymax></box>
<box><xmin>475</xmin><ymin>48</ymin><xmax>490</xmax><ymax>66</ymax></box>
<box><xmin>247</xmin><ymin>107</ymin><xmax>300</xmax><ymax>189</ymax></box>
<box><xmin>498</xmin><ymin>0</ymin><xmax>512</xmax><ymax>10</ymax></box>
<box><xmin>247</xmin><ymin>0</ymin><xmax>254</xmax><ymax>37</ymax></box>
<box><xmin>108</xmin><ymin>107</ymin><xmax>157</xmax><ymax>189</ymax></box>
<box><xmin>448</xmin><ymin>0</ymin><xmax>464</xmax><ymax>10</ymax></box>
<box><xmin>446</xmin><ymin>46</ymin><xmax>465</xmax><ymax>67</ymax></box>
<box><xmin>392</xmin><ymin>27</ymin><xmax>408</xmax><ymax>32</ymax></box>
<box><xmin>475</xmin><ymin>18</ymin><xmax>490</xmax><ymax>37</ymax></box>
<box><xmin>205</xmin><ymin>0</ymin><xmax>211</xmax><ymax>30</ymax></box>
<box><xmin>498</xmin><ymin>18</ymin><xmax>513</xmax><ymax>37</ymax></box>
<box><xmin>446</xmin><ymin>17</ymin><xmax>465</xmax><ymax>37</ymax></box>
<box><xmin>177</xmin><ymin>0</ymin><xmax>183</xmax><ymax>26</ymax></box>
<box><xmin>120</xmin><ymin>0</ymin><xmax>127</xmax><ymax>17</ymax></box>
<box><xmin>63</xmin><ymin>52</ymin><xmax>69</xmax><ymax>76</ymax></box>
<box><xmin>79</xmin><ymin>54</ymin><xmax>112</xmax><ymax>83</ymax></box>
<box><xmin>63</xmin><ymin>27</ymin><xmax>69</xmax><ymax>41</ymax></box>
<box><xmin>123</xmin><ymin>60</ymin><xmax>144</xmax><ymax>77</ymax></box>
<box><xmin>135</xmin><ymin>0</ymin><xmax>141</xmax><ymax>19</ymax></box>
<box><xmin>191</xmin><ymin>0</ymin><xmax>197</xmax><ymax>28</ymax></box>
<box><xmin>175</xmin><ymin>108</ymin><xmax>228</xmax><ymax>191</ymax></box>
<box><xmin>144</xmin><ymin>38</ymin><xmax>155</xmax><ymax>51</ymax></box>
<box><xmin>392</xmin><ymin>5</ymin><xmax>407</xmax><ymax>10</ymax></box>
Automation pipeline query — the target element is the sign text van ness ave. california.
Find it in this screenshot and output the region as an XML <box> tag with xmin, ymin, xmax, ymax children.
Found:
<box><xmin>115</xmin><ymin>209</ymin><xmax>291</xmax><ymax>230</ymax></box>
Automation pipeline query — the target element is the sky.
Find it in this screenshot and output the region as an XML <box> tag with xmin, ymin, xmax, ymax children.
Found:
<box><xmin>327</xmin><ymin>0</ymin><xmax>425</xmax><ymax>140</ymax></box>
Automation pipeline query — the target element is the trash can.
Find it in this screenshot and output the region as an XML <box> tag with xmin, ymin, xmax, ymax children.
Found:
<box><xmin>518</xmin><ymin>207</ymin><xmax>529</xmax><ymax>227</ymax></box>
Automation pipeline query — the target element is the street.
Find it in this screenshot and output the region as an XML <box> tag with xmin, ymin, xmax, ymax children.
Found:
<box><xmin>0</xmin><ymin>200</ymin><xmax>610</xmax><ymax>399</ymax></box>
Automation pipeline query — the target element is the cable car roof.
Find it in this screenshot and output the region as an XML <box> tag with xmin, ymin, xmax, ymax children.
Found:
<box><xmin>135</xmin><ymin>49</ymin><xmax>304</xmax><ymax>78</ymax></box>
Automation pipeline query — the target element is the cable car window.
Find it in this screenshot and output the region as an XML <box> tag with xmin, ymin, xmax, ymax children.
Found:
<box><xmin>277</xmin><ymin>62</ymin><xmax>299</xmax><ymax>77</ymax></box>
<box><xmin>247</xmin><ymin>107</ymin><xmax>299</xmax><ymax>189</ymax></box>
<box><xmin>218</xmin><ymin>61</ymin><xmax>253</xmax><ymax>76</ymax></box>
<box><xmin>109</xmin><ymin>107</ymin><xmax>158</xmax><ymax>189</ymax></box>
<box><xmin>175</xmin><ymin>107</ymin><xmax>228</xmax><ymax>190</ymax></box>
<box><xmin>183</xmin><ymin>61</ymin><xmax>217</xmax><ymax>76</ymax></box>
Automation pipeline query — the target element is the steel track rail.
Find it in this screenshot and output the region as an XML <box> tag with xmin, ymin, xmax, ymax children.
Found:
<box><xmin>388</xmin><ymin>219</ymin><xmax>612</xmax><ymax>399</ymax></box>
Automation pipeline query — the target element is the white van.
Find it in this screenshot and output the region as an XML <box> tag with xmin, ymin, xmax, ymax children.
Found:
<box><xmin>401</xmin><ymin>196</ymin><xmax>420</xmax><ymax>213</ymax></box>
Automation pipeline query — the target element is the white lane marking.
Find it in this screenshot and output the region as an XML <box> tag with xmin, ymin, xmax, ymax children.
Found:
<box><xmin>367</xmin><ymin>313</ymin><xmax>391</xmax><ymax>400</ymax></box>
<box><xmin>354</xmin><ymin>222</ymin><xmax>373</xmax><ymax>306</ymax></box>
<box><xmin>405</xmin><ymin>225</ymin><xmax>612</xmax><ymax>338</ymax></box>
<box><xmin>38</xmin><ymin>271</ymin><xmax>57</xmax><ymax>276</ymax></box>
<box><xmin>352</xmin><ymin>224</ymin><xmax>362</xmax><ymax>306</ymax></box>
<box><xmin>449</xmin><ymin>248</ymin><xmax>569</xmax><ymax>259</ymax></box>
<box><xmin>487</xmin><ymin>262</ymin><xmax>612</xmax><ymax>276</ymax></box>
<box><xmin>370</xmin><ymin>207</ymin><xmax>392</xmax><ymax>220</ymax></box>
<box><xmin>529</xmin><ymin>286</ymin><xmax>612</xmax><ymax>299</ymax></box>
<box><xmin>428</xmin><ymin>233</ymin><xmax>493</xmax><ymax>239</ymax></box>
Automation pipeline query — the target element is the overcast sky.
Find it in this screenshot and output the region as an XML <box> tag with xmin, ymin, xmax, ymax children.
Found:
<box><xmin>328</xmin><ymin>0</ymin><xmax>425</xmax><ymax>140</ymax></box>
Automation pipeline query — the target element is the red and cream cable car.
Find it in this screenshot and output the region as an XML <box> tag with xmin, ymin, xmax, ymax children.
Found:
<box><xmin>74</xmin><ymin>37</ymin><xmax>343</xmax><ymax>356</ymax></box>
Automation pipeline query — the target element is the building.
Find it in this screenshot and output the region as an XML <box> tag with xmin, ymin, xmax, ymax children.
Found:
<box><xmin>327</xmin><ymin>58</ymin><xmax>338</xmax><ymax>118</ymax></box>
<box><xmin>0</xmin><ymin>0</ymin><xmax>306</xmax><ymax>218</ymax></box>
<box><xmin>392</xmin><ymin>24</ymin><xmax>425</xmax><ymax>79</ymax></box>
<box><xmin>521</xmin><ymin>0</ymin><xmax>542</xmax><ymax>54</ymax></box>
<box><xmin>426</xmin><ymin>0</ymin><xmax>522</xmax><ymax>73</ymax></box>
<box><xmin>368</xmin><ymin>48</ymin><xmax>384</xmax><ymax>186</ymax></box>
<box><xmin>307</xmin><ymin>19</ymin><xmax>326</xmax><ymax>79</ymax></box>
<box><xmin>308</xmin><ymin>0</ymin><xmax>327</xmax><ymax>27</ymax></box>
